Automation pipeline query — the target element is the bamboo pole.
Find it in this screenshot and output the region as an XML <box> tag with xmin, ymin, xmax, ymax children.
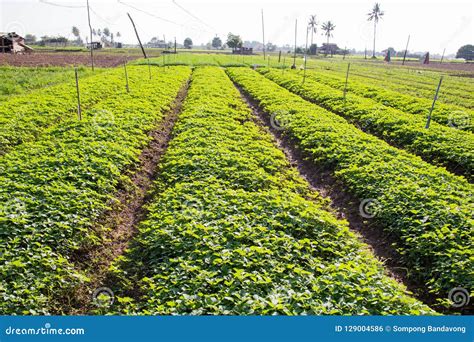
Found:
<box><xmin>75</xmin><ymin>67</ymin><xmax>82</xmax><ymax>120</ymax></box>
<box><xmin>425</xmin><ymin>77</ymin><xmax>443</xmax><ymax>129</ymax></box>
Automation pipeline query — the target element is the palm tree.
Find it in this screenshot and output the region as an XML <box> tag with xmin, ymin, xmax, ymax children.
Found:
<box><xmin>321</xmin><ymin>21</ymin><xmax>335</xmax><ymax>56</ymax></box>
<box><xmin>71</xmin><ymin>26</ymin><xmax>80</xmax><ymax>44</ymax></box>
<box><xmin>308</xmin><ymin>15</ymin><xmax>317</xmax><ymax>47</ymax></box>
<box><xmin>367</xmin><ymin>3</ymin><xmax>384</xmax><ymax>58</ymax></box>
<box><xmin>72</xmin><ymin>26</ymin><xmax>80</xmax><ymax>39</ymax></box>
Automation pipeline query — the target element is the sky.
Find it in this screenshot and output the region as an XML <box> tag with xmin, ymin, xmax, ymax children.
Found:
<box><xmin>0</xmin><ymin>0</ymin><xmax>473</xmax><ymax>55</ymax></box>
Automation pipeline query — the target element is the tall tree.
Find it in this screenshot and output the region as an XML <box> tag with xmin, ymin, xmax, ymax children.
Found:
<box><xmin>103</xmin><ymin>28</ymin><xmax>110</xmax><ymax>37</ymax></box>
<box><xmin>321</xmin><ymin>21</ymin><xmax>336</xmax><ymax>55</ymax></box>
<box><xmin>184</xmin><ymin>37</ymin><xmax>193</xmax><ymax>49</ymax></box>
<box><xmin>72</xmin><ymin>26</ymin><xmax>80</xmax><ymax>39</ymax></box>
<box><xmin>24</xmin><ymin>34</ymin><xmax>37</xmax><ymax>44</ymax></box>
<box><xmin>226</xmin><ymin>33</ymin><xmax>243</xmax><ymax>51</ymax></box>
<box><xmin>456</xmin><ymin>44</ymin><xmax>474</xmax><ymax>61</ymax></box>
<box><xmin>308</xmin><ymin>15</ymin><xmax>317</xmax><ymax>46</ymax></box>
<box><xmin>71</xmin><ymin>27</ymin><xmax>82</xmax><ymax>45</ymax></box>
<box><xmin>367</xmin><ymin>3</ymin><xmax>384</xmax><ymax>58</ymax></box>
<box><xmin>212</xmin><ymin>36</ymin><xmax>222</xmax><ymax>49</ymax></box>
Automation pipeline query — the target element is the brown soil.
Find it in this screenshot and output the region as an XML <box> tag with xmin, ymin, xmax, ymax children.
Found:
<box><xmin>0</xmin><ymin>52</ymin><xmax>141</xmax><ymax>67</ymax></box>
<box><xmin>65</xmin><ymin>78</ymin><xmax>190</xmax><ymax>314</ymax></box>
<box><xmin>232</xmin><ymin>81</ymin><xmax>443</xmax><ymax>312</ymax></box>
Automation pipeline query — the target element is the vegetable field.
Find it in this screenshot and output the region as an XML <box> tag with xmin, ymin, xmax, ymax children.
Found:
<box><xmin>0</xmin><ymin>55</ymin><xmax>472</xmax><ymax>316</ymax></box>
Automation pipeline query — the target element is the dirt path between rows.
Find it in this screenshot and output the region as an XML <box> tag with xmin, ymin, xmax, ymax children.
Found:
<box><xmin>231</xmin><ymin>80</ymin><xmax>441</xmax><ymax>312</ymax></box>
<box><xmin>65</xmin><ymin>78</ymin><xmax>190</xmax><ymax>314</ymax></box>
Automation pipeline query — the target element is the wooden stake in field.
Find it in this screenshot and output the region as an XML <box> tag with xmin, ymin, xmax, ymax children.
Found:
<box><xmin>86</xmin><ymin>0</ymin><xmax>94</xmax><ymax>71</ymax></box>
<box><xmin>261</xmin><ymin>9</ymin><xmax>266</xmax><ymax>60</ymax></box>
<box><xmin>402</xmin><ymin>35</ymin><xmax>410</xmax><ymax>65</ymax></box>
<box><xmin>282</xmin><ymin>56</ymin><xmax>286</xmax><ymax>74</ymax></box>
<box><xmin>302</xmin><ymin>27</ymin><xmax>309</xmax><ymax>84</ymax></box>
<box><xmin>127</xmin><ymin>13</ymin><xmax>147</xmax><ymax>59</ymax></box>
<box><xmin>440</xmin><ymin>48</ymin><xmax>446</xmax><ymax>64</ymax></box>
<box><xmin>75</xmin><ymin>67</ymin><xmax>82</xmax><ymax>120</ymax></box>
<box><xmin>292</xmin><ymin>19</ymin><xmax>298</xmax><ymax>69</ymax></box>
<box><xmin>278</xmin><ymin>50</ymin><xmax>282</xmax><ymax>63</ymax></box>
<box><xmin>124</xmin><ymin>62</ymin><xmax>130</xmax><ymax>93</ymax></box>
<box><xmin>343</xmin><ymin>63</ymin><xmax>351</xmax><ymax>100</ymax></box>
<box><xmin>425</xmin><ymin>76</ymin><xmax>443</xmax><ymax>129</ymax></box>
<box><xmin>147</xmin><ymin>58</ymin><xmax>152</xmax><ymax>80</ymax></box>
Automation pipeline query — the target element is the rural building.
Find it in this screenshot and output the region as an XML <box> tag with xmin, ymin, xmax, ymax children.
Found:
<box><xmin>318</xmin><ymin>43</ymin><xmax>340</xmax><ymax>55</ymax></box>
<box><xmin>147</xmin><ymin>39</ymin><xmax>168</xmax><ymax>48</ymax></box>
<box><xmin>87</xmin><ymin>41</ymin><xmax>103</xmax><ymax>50</ymax></box>
<box><xmin>0</xmin><ymin>32</ymin><xmax>33</xmax><ymax>53</ymax></box>
<box><xmin>233</xmin><ymin>47</ymin><xmax>253</xmax><ymax>55</ymax></box>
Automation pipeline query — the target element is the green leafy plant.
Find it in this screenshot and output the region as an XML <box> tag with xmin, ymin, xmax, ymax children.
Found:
<box><xmin>0</xmin><ymin>67</ymin><xmax>145</xmax><ymax>155</ymax></box>
<box><xmin>0</xmin><ymin>66</ymin><xmax>192</xmax><ymax>314</ymax></box>
<box><xmin>298</xmin><ymin>68</ymin><xmax>473</xmax><ymax>131</ymax></box>
<box><xmin>259</xmin><ymin>68</ymin><xmax>473</xmax><ymax>179</ymax></box>
<box><xmin>226</xmin><ymin>67</ymin><xmax>473</xmax><ymax>298</ymax></box>
<box><xmin>110</xmin><ymin>67</ymin><xmax>433</xmax><ymax>315</ymax></box>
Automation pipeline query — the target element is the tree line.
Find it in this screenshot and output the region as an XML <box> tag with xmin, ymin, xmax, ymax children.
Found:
<box><xmin>23</xmin><ymin>27</ymin><xmax>122</xmax><ymax>47</ymax></box>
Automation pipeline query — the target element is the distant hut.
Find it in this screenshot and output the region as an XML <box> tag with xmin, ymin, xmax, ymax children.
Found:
<box><xmin>233</xmin><ymin>47</ymin><xmax>253</xmax><ymax>55</ymax></box>
<box><xmin>87</xmin><ymin>41</ymin><xmax>103</xmax><ymax>50</ymax></box>
<box><xmin>423</xmin><ymin>52</ymin><xmax>430</xmax><ymax>64</ymax></box>
<box><xmin>318</xmin><ymin>43</ymin><xmax>340</xmax><ymax>56</ymax></box>
<box><xmin>0</xmin><ymin>32</ymin><xmax>33</xmax><ymax>53</ymax></box>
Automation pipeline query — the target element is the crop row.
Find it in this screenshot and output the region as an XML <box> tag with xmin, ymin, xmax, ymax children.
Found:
<box><xmin>348</xmin><ymin>70</ymin><xmax>474</xmax><ymax>108</ymax></box>
<box><xmin>0</xmin><ymin>66</ymin><xmax>139</xmax><ymax>156</ymax></box>
<box><xmin>259</xmin><ymin>68</ymin><xmax>473</xmax><ymax>179</ymax></box>
<box><xmin>311</xmin><ymin>59</ymin><xmax>474</xmax><ymax>101</ymax></box>
<box><xmin>300</xmin><ymin>68</ymin><xmax>473</xmax><ymax>131</ymax></box>
<box><xmin>300</xmin><ymin>67</ymin><xmax>474</xmax><ymax>132</ymax></box>
<box><xmin>0</xmin><ymin>66</ymin><xmax>191</xmax><ymax>314</ymax></box>
<box><xmin>0</xmin><ymin>66</ymin><xmax>98</xmax><ymax>100</ymax></box>
<box><xmin>109</xmin><ymin>66</ymin><xmax>433</xmax><ymax>315</ymax></box>
<box><xmin>226</xmin><ymin>67</ymin><xmax>473</xmax><ymax>298</ymax></box>
<box><xmin>352</xmin><ymin>67</ymin><xmax>474</xmax><ymax>97</ymax></box>
<box><xmin>136</xmin><ymin>53</ymin><xmax>275</xmax><ymax>68</ymax></box>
